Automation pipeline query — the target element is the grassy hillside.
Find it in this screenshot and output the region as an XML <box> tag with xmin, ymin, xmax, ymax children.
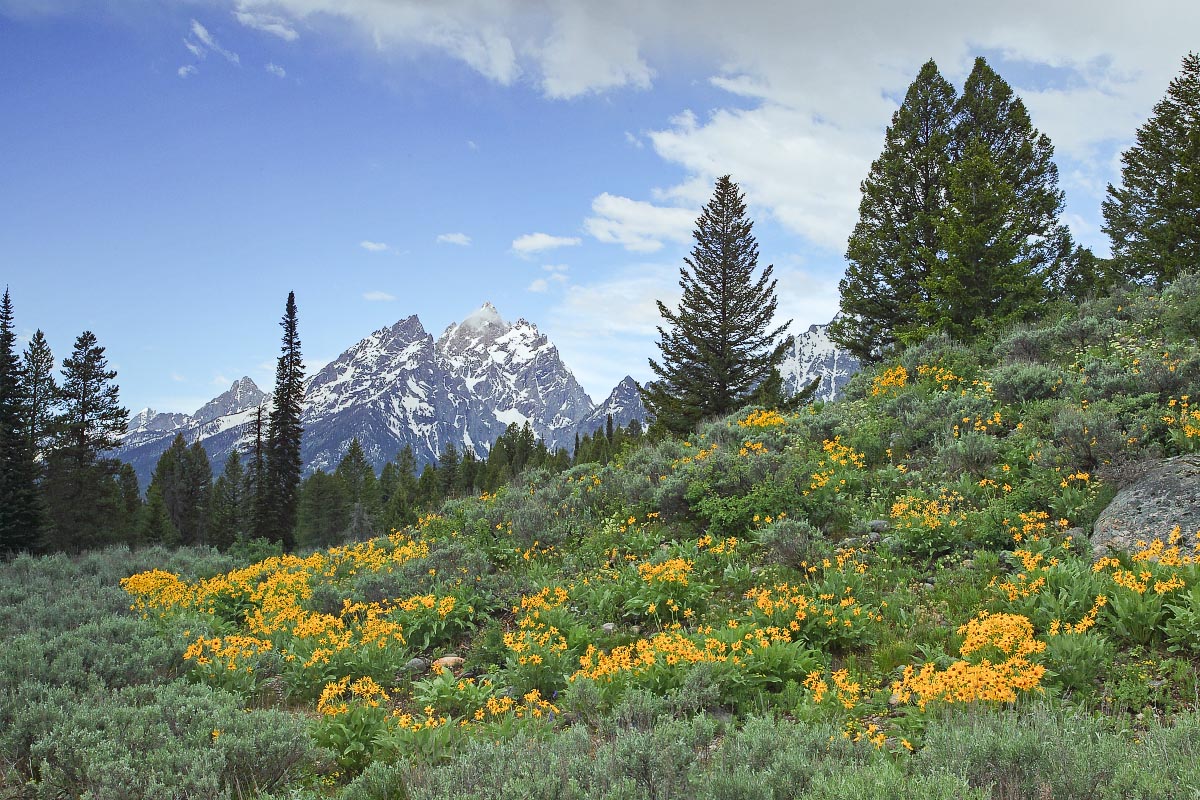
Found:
<box><xmin>4</xmin><ymin>275</ymin><xmax>1200</xmax><ymax>800</ymax></box>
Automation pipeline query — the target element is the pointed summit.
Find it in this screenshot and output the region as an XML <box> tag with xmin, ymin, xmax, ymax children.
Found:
<box><xmin>459</xmin><ymin>302</ymin><xmax>506</xmax><ymax>332</ymax></box>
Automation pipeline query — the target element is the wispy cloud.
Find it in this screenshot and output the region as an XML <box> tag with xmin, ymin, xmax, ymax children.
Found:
<box><xmin>177</xmin><ymin>65</ymin><xmax>198</xmax><ymax>79</ymax></box>
<box><xmin>265</xmin><ymin>62</ymin><xmax>287</xmax><ymax>78</ymax></box>
<box><xmin>363</xmin><ymin>290</ymin><xmax>396</xmax><ymax>302</ymax></box>
<box><xmin>360</xmin><ymin>240</ymin><xmax>390</xmax><ymax>252</ymax></box>
<box><xmin>526</xmin><ymin>278</ymin><xmax>550</xmax><ymax>293</ymax></box>
<box><xmin>511</xmin><ymin>231</ymin><xmax>581</xmax><ymax>256</ymax></box>
<box><xmin>436</xmin><ymin>232</ymin><xmax>471</xmax><ymax>246</ymax></box>
<box><xmin>585</xmin><ymin>193</ymin><xmax>695</xmax><ymax>253</ymax></box>
<box><xmin>189</xmin><ymin>20</ymin><xmax>240</xmax><ymax>65</ymax></box>
<box><xmin>234</xmin><ymin>9</ymin><xmax>300</xmax><ymax>41</ymax></box>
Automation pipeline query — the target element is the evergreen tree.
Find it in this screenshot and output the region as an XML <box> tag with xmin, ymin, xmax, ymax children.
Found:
<box><xmin>335</xmin><ymin>438</ymin><xmax>378</xmax><ymax>539</ymax></box>
<box><xmin>41</xmin><ymin>331</ymin><xmax>129</xmax><ymax>551</ymax></box>
<box><xmin>208</xmin><ymin>453</ymin><xmax>246</xmax><ymax>551</ymax></box>
<box><xmin>436</xmin><ymin>442</ymin><xmax>459</xmax><ymax>499</ymax></box>
<box><xmin>921</xmin><ymin>140</ymin><xmax>1037</xmax><ymax>340</ymax></box>
<box><xmin>0</xmin><ymin>289</ymin><xmax>40</xmax><ymax>554</ymax></box>
<box><xmin>952</xmin><ymin>56</ymin><xmax>1072</xmax><ymax>298</ymax></box>
<box><xmin>642</xmin><ymin>175</ymin><xmax>790</xmax><ymax>434</ymax></box>
<box><xmin>831</xmin><ymin>60</ymin><xmax>957</xmax><ymax>362</ymax></box>
<box><xmin>20</xmin><ymin>330</ymin><xmax>57</xmax><ymax>467</ymax></box>
<box><xmin>147</xmin><ymin>434</ymin><xmax>211</xmax><ymax>546</ymax></box>
<box><xmin>246</xmin><ymin>404</ymin><xmax>268</xmax><ymax>539</ymax></box>
<box><xmin>1103</xmin><ymin>52</ymin><xmax>1200</xmax><ymax>287</ymax></box>
<box><xmin>114</xmin><ymin>463</ymin><xmax>142</xmax><ymax>543</ymax></box>
<box><xmin>381</xmin><ymin>446</ymin><xmax>419</xmax><ymax>531</ymax></box>
<box><xmin>296</xmin><ymin>470</ymin><xmax>349</xmax><ymax>548</ymax></box>
<box><xmin>139</xmin><ymin>483</ymin><xmax>176</xmax><ymax>546</ymax></box>
<box><xmin>262</xmin><ymin>292</ymin><xmax>304</xmax><ymax>549</ymax></box>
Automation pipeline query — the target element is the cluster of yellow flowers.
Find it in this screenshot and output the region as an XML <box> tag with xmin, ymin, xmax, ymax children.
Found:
<box><xmin>318</xmin><ymin>675</ymin><xmax>391</xmax><ymax>716</ymax></box>
<box><xmin>1163</xmin><ymin>395</ymin><xmax>1199</xmax><ymax>442</ymax></box>
<box><xmin>871</xmin><ymin>365</ymin><xmax>908</xmax><ymax>396</ymax></box>
<box><xmin>638</xmin><ymin>558</ymin><xmax>694</xmax><ymax>586</ymax></box>
<box><xmin>574</xmin><ymin>630</ymin><xmax>723</xmax><ymax>681</ymax></box>
<box><xmin>738</xmin><ymin>409</ymin><xmax>787</xmax><ymax>428</ymax></box>
<box><xmin>671</xmin><ymin>442</ymin><xmax>719</xmax><ymax>469</ymax></box>
<box><xmin>503</xmin><ymin>586</ymin><xmax>570</xmax><ymax>668</ymax></box>
<box><xmin>804</xmin><ymin>668</ymin><xmax>863</xmax><ymax>710</ymax></box>
<box><xmin>916</xmin><ymin>364</ymin><xmax>961</xmax><ymax>391</ymax></box>
<box><xmin>471</xmin><ymin>689</ymin><xmax>559</xmax><ymax>722</ymax></box>
<box><xmin>892</xmin><ymin>613</ymin><xmax>1046</xmax><ymax>711</ymax></box>
<box><xmin>738</xmin><ymin>440</ymin><xmax>768</xmax><ymax>457</ymax></box>
<box><xmin>889</xmin><ymin>490</ymin><xmax>966</xmax><ymax>532</ymax></box>
<box><xmin>697</xmin><ymin>534</ymin><xmax>740</xmax><ymax>555</ymax></box>
<box><xmin>183</xmin><ymin>634</ymin><xmax>273</xmax><ymax>672</ymax></box>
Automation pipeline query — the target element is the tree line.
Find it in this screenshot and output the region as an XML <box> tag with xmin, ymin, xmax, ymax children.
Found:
<box><xmin>643</xmin><ymin>53</ymin><xmax>1200</xmax><ymax>433</ymax></box>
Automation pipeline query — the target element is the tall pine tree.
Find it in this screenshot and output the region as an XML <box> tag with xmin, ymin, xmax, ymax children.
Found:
<box><xmin>951</xmin><ymin>56</ymin><xmax>1072</xmax><ymax>300</ymax></box>
<box><xmin>0</xmin><ymin>290</ymin><xmax>40</xmax><ymax>554</ymax></box>
<box><xmin>642</xmin><ymin>175</ymin><xmax>790</xmax><ymax>434</ymax></box>
<box><xmin>41</xmin><ymin>331</ymin><xmax>129</xmax><ymax>552</ymax></box>
<box><xmin>21</xmin><ymin>330</ymin><xmax>57</xmax><ymax>468</ymax></box>
<box><xmin>262</xmin><ymin>292</ymin><xmax>304</xmax><ymax>549</ymax></box>
<box><xmin>1103</xmin><ymin>52</ymin><xmax>1200</xmax><ymax>287</ymax></box>
<box><xmin>831</xmin><ymin>60</ymin><xmax>957</xmax><ymax>362</ymax></box>
<box><xmin>208</xmin><ymin>452</ymin><xmax>246</xmax><ymax>551</ymax></box>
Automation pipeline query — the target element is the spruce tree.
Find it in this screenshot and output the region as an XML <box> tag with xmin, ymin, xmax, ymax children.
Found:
<box><xmin>0</xmin><ymin>289</ymin><xmax>40</xmax><ymax>554</ymax></box>
<box><xmin>296</xmin><ymin>470</ymin><xmax>349</xmax><ymax>548</ymax></box>
<box><xmin>642</xmin><ymin>175</ymin><xmax>790</xmax><ymax>434</ymax></box>
<box><xmin>209</xmin><ymin>452</ymin><xmax>246</xmax><ymax>551</ymax></box>
<box><xmin>246</xmin><ymin>404</ymin><xmax>268</xmax><ymax>539</ymax></box>
<box><xmin>262</xmin><ymin>292</ymin><xmax>304</xmax><ymax>549</ymax></box>
<box><xmin>1103</xmin><ymin>52</ymin><xmax>1200</xmax><ymax>287</ymax></box>
<box><xmin>952</xmin><ymin>56</ymin><xmax>1072</xmax><ymax>297</ymax></box>
<box><xmin>830</xmin><ymin>60</ymin><xmax>957</xmax><ymax>362</ymax></box>
<box><xmin>921</xmin><ymin>140</ymin><xmax>1035</xmax><ymax>339</ymax></box>
<box><xmin>115</xmin><ymin>463</ymin><xmax>142</xmax><ymax>543</ymax></box>
<box><xmin>335</xmin><ymin>438</ymin><xmax>377</xmax><ymax>538</ymax></box>
<box><xmin>20</xmin><ymin>330</ymin><xmax>57</xmax><ymax>468</ymax></box>
<box><xmin>41</xmin><ymin>331</ymin><xmax>129</xmax><ymax>551</ymax></box>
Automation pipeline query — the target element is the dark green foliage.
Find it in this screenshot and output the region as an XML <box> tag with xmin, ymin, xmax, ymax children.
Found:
<box><xmin>835</xmin><ymin>56</ymin><xmax>1074</xmax><ymax>358</ymax></box>
<box><xmin>0</xmin><ymin>289</ymin><xmax>40</xmax><ymax>554</ymax></box>
<box><xmin>20</xmin><ymin>328</ymin><xmax>57</xmax><ymax>466</ymax></box>
<box><xmin>262</xmin><ymin>291</ymin><xmax>304</xmax><ymax>548</ymax></box>
<box><xmin>1103</xmin><ymin>52</ymin><xmax>1200</xmax><ymax>287</ymax></box>
<box><xmin>337</xmin><ymin>437</ymin><xmax>380</xmax><ymax>539</ymax></box>
<box><xmin>643</xmin><ymin>175</ymin><xmax>790</xmax><ymax>434</ymax></box>
<box><xmin>208</xmin><ymin>452</ymin><xmax>246</xmax><ymax>551</ymax></box>
<box><xmin>297</xmin><ymin>470</ymin><xmax>350</xmax><ymax>548</ymax></box>
<box><xmin>832</xmin><ymin>60</ymin><xmax>956</xmax><ymax>362</ymax></box>
<box><xmin>147</xmin><ymin>434</ymin><xmax>212</xmax><ymax>546</ymax></box>
<box><xmin>40</xmin><ymin>331</ymin><xmax>129</xmax><ymax>552</ymax></box>
<box><xmin>952</xmin><ymin>56</ymin><xmax>1073</xmax><ymax>294</ymax></box>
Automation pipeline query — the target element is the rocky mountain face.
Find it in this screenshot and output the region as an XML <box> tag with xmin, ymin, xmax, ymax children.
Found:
<box><xmin>778</xmin><ymin>321</ymin><xmax>861</xmax><ymax>402</ymax></box>
<box><xmin>116</xmin><ymin>308</ymin><xmax>858</xmax><ymax>485</ymax></box>
<box><xmin>117</xmin><ymin>305</ymin><xmax>647</xmax><ymax>483</ymax></box>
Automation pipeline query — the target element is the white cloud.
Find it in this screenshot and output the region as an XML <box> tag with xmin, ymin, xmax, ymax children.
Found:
<box><xmin>436</xmin><ymin>232</ymin><xmax>471</xmax><ymax>246</ymax></box>
<box><xmin>212</xmin><ymin>374</ymin><xmax>232</xmax><ymax>386</ymax></box>
<box><xmin>511</xmin><ymin>232</ymin><xmax>581</xmax><ymax>256</ymax></box>
<box><xmin>265</xmin><ymin>62</ymin><xmax>286</xmax><ymax>78</ymax></box>
<box><xmin>466</xmin><ymin>140</ymin><xmax>479</xmax><ymax>151</ymax></box>
<box><xmin>585</xmin><ymin>193</ymin><xmax>696</xmax><ymax>253</ymax></box>
<box><xmin>526</xmin><ymin>278</ymin><xmax>550</xmax><ymax>293</ymax></box>
<box><xmin>189</xmin><ymin>19</ymin><xmax>240</xmax><ymax>65</ymax></box>
<box><xmin>360</xmin><ymin>240</ymin><xmax>390</xmax><ymax>252</ymax></box>
<box><xmin>234</xmin><ymin>8</ymin><xmax>300</xmax><ymax>41</ymax></box>
<box><xmin>171</xmin><ymin>372</ymin><xmax>186</xmax><ymax>383</ymax></box>
<box><xmin>184</xmin><ymin>40</ymin><xmax>205</xmax><ymax>59</ymax></box>
<box><xmin>177</xmin><ymin>65</ymin><xmax>198</xmax><ymax>78</ymax></box>
<box><xmin>363</xmin><ymin>290</ymin><xmax>396</xmax><ymax>301</ymax></box>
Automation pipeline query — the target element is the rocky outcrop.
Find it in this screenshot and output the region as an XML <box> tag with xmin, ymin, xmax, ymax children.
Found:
<box><xmin>1091</xmin><ymin>455</ymin><xmax>1200</xmax><ymax>559</ymax></box>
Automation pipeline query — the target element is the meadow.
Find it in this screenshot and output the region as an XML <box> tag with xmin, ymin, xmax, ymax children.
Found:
<box><xmin>3</xmin><ymin>273</ymin><xmax>1200</xmax><ymax>800</ymax></box>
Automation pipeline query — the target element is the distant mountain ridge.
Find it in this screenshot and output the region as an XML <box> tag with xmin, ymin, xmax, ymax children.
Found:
<box><xmin>117</xmin><ymin>306</ymin><xmax>859</xmax><ymax>486</ymax></box>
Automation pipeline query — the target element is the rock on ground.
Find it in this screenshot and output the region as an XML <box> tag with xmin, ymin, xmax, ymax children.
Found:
<box><xmin>1091</xmin><ymin>455</ymin><xmax>1200</xmax><ymax>560</ymax></box>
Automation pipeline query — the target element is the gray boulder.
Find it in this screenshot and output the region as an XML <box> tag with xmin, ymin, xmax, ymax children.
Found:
<box><xmin>1091</xmin><ymin>455</ymin><xmax>1200</xmax><ymax>559</ymax></box>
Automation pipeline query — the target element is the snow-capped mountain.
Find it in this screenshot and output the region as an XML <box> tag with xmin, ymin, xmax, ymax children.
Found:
<box><xmin>778</xmin><ymin>321</ymin><xmax>861</xmax><ymax>402</ymax></box>
<box><xmin>116</xmin><ymin>304</ymin><xmax>648</xmax><ymax>482</ymax></box>
<box><xmin>119</xmin><ymin>378</ymin><xmax>269</xmax><ymax>487</ymax></box>
<box><xmin>300</xmin><ymin>314</ymin><xmax>473</xmax><ymax>473</ymax></box>
<box><xmin>436</xmin><ymin>303</ymin><xmax>593</xmax><ymax>452</ymax></box>
<box><xmin>578</xmin><ymin>376</ymin><xmax>645</xmax><ymax>438</ymax></box>
<box><xmin>116</xmin><ymin>305</ymin><xmax>850</xmax><ymax>484</ymax></box>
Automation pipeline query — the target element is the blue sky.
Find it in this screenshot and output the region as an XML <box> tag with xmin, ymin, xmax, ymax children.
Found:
<box><xmin>1</xmin><ymin>1</ymin><xmax>1196</xmax><ymax>415</ymax></box>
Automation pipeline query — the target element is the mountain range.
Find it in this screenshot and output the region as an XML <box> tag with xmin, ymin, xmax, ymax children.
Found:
<box><xmin>116</xmin><ymin>304</ymin><xmax>858</xmax><ymax>486</ymax></box>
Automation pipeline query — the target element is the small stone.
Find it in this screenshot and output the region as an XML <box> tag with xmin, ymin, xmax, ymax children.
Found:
<box><xmin>601</xmin><ymin>622</ymin><xmax>617</xmax><ymax>635</ymax></box>
<box><xmin>630</xmin><ymin>625</ymin><xmax>641</xmax><ymax>636</ymax></box>
<box><xmin>405</xmin><ymin>657</ymin><xmax>430</xmax><ymax>674</ymax></box>
<box><xmin>868</xmin><ymin>520</ymin><xmax>890</xmax><ymax>533</ymax></box>
<box><xmin>961</xmin><ymin>559</ymin><xmax>974</xmax><ymax>569</ymax></box>
<box><xmin>432</xmin><ymin>655</ymin><xmax>464</xmax><ymax>671</ymax></box>
<box><xmin>866</xmin><ymin>532</ymin><xmax>882</xmax><ymax>544</ymax></box>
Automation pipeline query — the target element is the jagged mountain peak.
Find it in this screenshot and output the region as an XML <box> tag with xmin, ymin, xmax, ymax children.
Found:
<box><xmin>459</xmin><ymin>301</ymin><xmax>505</xmax><ymax>332</ymax></box>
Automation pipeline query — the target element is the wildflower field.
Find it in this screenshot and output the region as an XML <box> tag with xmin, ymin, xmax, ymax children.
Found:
<box><xmin>4</xmin><ymin>276</ymin><xmax>1200</xmax><ymax>799</ymax></box>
